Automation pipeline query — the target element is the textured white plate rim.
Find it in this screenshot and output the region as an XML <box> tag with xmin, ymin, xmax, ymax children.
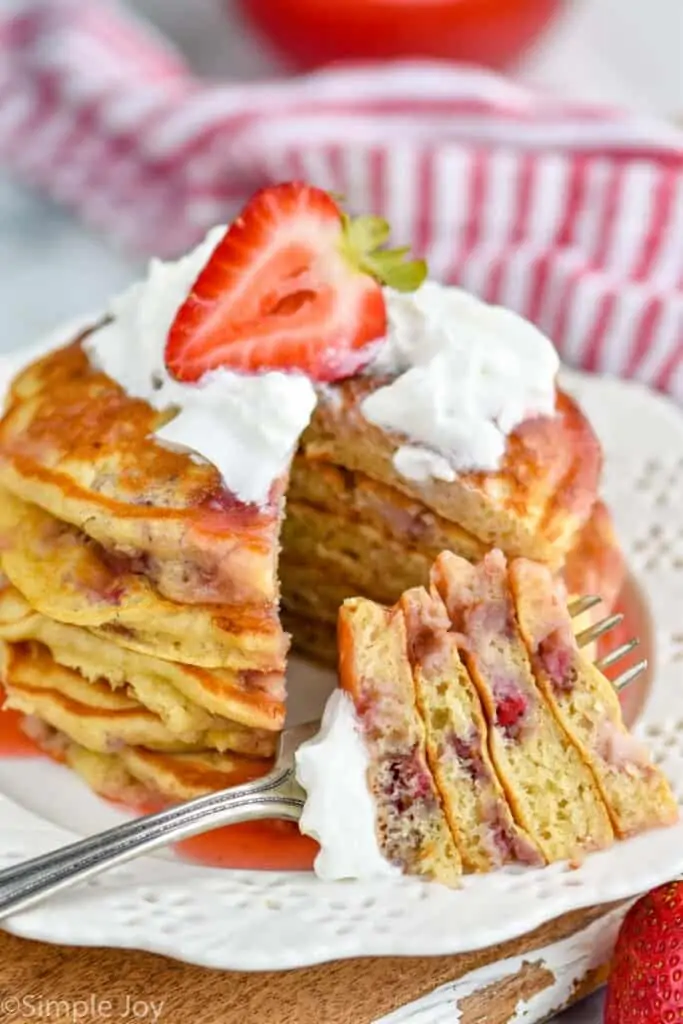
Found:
<box><xmin>2</xmin><ymin>366</ymin><xmax>683</xmax><ymax>971</ymax></box>
<box><xmin>4</xmin><ymin>845</ymin><xmax>683</xmax><ymax>971</ymax></box>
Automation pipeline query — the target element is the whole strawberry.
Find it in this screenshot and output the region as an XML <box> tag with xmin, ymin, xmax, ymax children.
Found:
<box><xmin>604</xmin><ymin>881</ymin><xmax>683</xmax><ymax>1023</ymax></box>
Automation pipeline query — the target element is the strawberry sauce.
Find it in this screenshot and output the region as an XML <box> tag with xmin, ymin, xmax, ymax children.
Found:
<box><xmin>0</xmin><ymin>694</ymin><xmax>42</xmax><ymax>756</ymax></box>
<box><xmin>177</xmin><ymin>821</ymin><xmax>317</xmax><ymax>871</ymax></box>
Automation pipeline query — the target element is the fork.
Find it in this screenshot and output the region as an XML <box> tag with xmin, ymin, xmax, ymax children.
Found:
<box><xmin>0</xmin><ymin>598</ymin><xmax>646</xmax><ymax>921</ymax></box>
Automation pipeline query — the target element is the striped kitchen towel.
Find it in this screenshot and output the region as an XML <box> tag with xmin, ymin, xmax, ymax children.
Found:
<box><xmin>0</xmin><ymin>0</ymin><xmax>682</xmax><ymax>395</ymax></box>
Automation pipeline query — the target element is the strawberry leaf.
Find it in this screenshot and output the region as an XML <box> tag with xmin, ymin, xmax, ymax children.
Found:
<box><xmin>340</xmin><ymin>208</ymin><xmax>426</xmax><ymax>293</ymax></box>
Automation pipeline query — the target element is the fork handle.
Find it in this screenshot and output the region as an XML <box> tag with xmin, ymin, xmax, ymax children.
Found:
<box><xmin>0</xmin><ymin>766</ymin><xmax>304</xmax><ymax>921</ymax></box>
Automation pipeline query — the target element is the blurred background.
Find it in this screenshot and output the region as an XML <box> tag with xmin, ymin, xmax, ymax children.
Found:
<box><xmin>141</xmin><ymin>0</ymin><xmax>683</xmax><ymax>109</ymax></box>
<box><xmin>1</xmin><ymin>0</ymin><xmax>681</xmax><ymax>350</ymax></box>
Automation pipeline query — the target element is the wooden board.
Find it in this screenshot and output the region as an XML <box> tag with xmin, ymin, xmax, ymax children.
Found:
<box><xmin>0</xmin><ymin>900</ymin><xmax>625</xmax><ymax>1024</ymax></box>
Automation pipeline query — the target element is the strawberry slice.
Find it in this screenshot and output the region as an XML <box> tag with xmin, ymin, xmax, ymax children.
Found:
<box><xmin>165</xmin><ymin>182</ymin><xmax>426</xmax><ymax>383</ymax></box>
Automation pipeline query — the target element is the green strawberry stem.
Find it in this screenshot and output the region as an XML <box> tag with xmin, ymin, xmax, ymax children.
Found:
<box><xmin>340</xmin><ymin>212</ymin><xmax>427</xmax><ymax>293</ymax></box>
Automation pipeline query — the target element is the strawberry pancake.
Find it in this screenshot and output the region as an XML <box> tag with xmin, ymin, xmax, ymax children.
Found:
<box><xmin>336</xmin><ymin>597</ymin><xmax>462</xmax><ymax>886</ymax></box>
<box><xmin>510</xmin><ymin>557</ymin><xmax>677</xmax><ymax>836</ymax></box>
<box><xmin>0</xmin><ymin>581</ymin><xmax>284</xmax><ymax>740</ymax></box>
<box><xmin>431</xmin><ymin>549</ymin><xmax>615</xmax><ymax>863</ymax></box>
<box><xmin>397</xmin><ymin>586</ymin><xmax>542</xmax><ymax>872</ymax></box>
<box><xmin>25</xmin><ymin>717</ymin><xmax>272</xmax><ymax>806</ymax></box>
<box><xmin>0</xmin><ymin>181</ymin><xmax>623</xmax><ymax>820</ymax></box>
<box><xmin>1</xmin><ymin>640</ymin><xmax>276</xmax><ymax>759</ymax></box>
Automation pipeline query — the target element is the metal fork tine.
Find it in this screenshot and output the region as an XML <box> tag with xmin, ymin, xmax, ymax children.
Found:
<box><xmin>595</xmin><ymin>638</ymin><xmax>640</xmax><ymax>671</ymax></box>
<box><xmin>612</xmin><ymin>658</ymin><xmax>648</xmax><ymax>692</ymax></box>
<box><xmin>576</xmin><ymin>612</ymin><xmax>623</xmax><ymax>649</ymax></box>
<box><xmin>568</xmin><ymin>595</ymin><xmax>602</xmax><ymax>618</ymax></box>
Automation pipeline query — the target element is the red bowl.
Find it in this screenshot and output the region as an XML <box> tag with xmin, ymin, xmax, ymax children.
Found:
<box><xmin>235</xmin><ymin>0</ymin><xmax>564</xmax><ymax>72</ymax></box>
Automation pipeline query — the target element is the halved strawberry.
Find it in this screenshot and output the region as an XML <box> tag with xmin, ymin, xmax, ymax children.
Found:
<box><xmin>164</xmin><ymin>182</ymin><xmax>426</xmax><ymax>383</ymax></box>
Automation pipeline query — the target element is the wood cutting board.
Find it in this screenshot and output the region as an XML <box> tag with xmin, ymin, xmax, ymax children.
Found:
<box><xmin>0</xmin><ymin>899</ymin><xmax>626</xmax><ymax>1024</ymax></box>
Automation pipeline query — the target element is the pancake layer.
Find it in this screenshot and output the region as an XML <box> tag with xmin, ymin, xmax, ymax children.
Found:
<box><xmin>0</xmin><ymin>584</ymin><xmax>285</xmax><ymax>735</ymax></box>
<box><xmin>510</xmin><ymin>558</ymin><xmax>678</xmax><ymax>836</ymax></box>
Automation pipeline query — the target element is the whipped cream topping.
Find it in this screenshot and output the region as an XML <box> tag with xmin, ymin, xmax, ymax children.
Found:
<box><xmin>393</xmin><ymin>445</ymin><xmax>456</xmax><ymax>484</ymax></box>
<box><xmin>85</xmin><ymin>228</ymin><xmax>317</xmax><ymax>507</ymax></box>
<box><xmin>295</xmin><ymin>689</ymin><xmax>398</xmax><ymax>881</ymax></box>
<box><xmin>362</xmin><ymin>282</ymin><xmax>560</xmax><ymax>480</ymax></box>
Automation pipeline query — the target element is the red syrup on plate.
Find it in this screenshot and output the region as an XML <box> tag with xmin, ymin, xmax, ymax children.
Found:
<box><xmin>0</xmin><ymin>685</ymin><xmax>318</xmax><ymax>869</ymax></box>
<box><xmin>0</xmin><ymin>575</ymin><xmax>646</xmax><ymax>870</ymax></box>
<box><xmin>0</xmin><ymin>696</ymin><xmax>43</xmax><ymax>756</ymax></box>
<box><xmin>176</xmin><ymin>821</ymin><xmax>318</xmax><ymax>871</ymax></box>
<box><xmin>95</xmin><ymin>788</ymin><xmax>318</xmax><ymax>870</ymax></box>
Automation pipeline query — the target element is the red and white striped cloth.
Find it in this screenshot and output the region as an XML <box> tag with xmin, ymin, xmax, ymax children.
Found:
<box><xmin>1</xmin><ymin>0</ymin><xmax>683</xmax><ymax>396</ymax></box>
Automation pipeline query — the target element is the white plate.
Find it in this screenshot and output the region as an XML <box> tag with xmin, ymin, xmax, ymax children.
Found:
<box><xmin>2</xmin><ymin>369</ymin><xmax>683</xmax><ymax>971</ymax></box>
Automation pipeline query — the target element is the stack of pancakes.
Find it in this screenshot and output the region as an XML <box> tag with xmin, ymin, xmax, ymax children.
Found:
<box><xmin>283</xmin><ymin>376</ymin><xmax>625</xmax><ymax>665</ymax></box>
<box><xmin>0</xmin><ymin>333</ymin><xmax>624</xmax><ymax>809</ymax></box>
<box><xmin>0</xmin><ymin>339</ymin><xmax>286</xmax><ymax>802</ymax></box>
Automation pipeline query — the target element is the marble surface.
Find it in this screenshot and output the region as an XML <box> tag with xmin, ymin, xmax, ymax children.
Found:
<box><xmin>3</xmin><ymin>0</ymin><xmax>681</xmax><ymax>1017</ymax></box>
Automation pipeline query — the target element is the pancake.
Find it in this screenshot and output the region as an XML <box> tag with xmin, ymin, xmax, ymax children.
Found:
<box><xmin>0</xmin><ymin>295</ymin><xmax>614</xmax><ymax>827</ymax></box>
<box><xmin>0</xmin><ymin>336</ymin><xmax>282</xmax><ymax>607</ymax></box>
<box><xmin>563</xmin><ymin>499</ymin><xmax>625</xmax><ymax>613</ymax></box>
<box><xmin>301</xmin><ymin>382</ymin><xmax>601</xmax><ymax>571</ymax></box>
<box><xmin>287</xmin><ymin>458</ymin><xmax>488</xmax><ymax>563</ymax></box>
<box><xmin>1</xmin><ymin>640</ymin><xmax>277</xmax><ymax>758</ymax></box>
<box><xmin>282</xmin><ymin>461</ymin><xmax>619</xmax><ymax>665</ymax></box>
<box><xmin>0</xmin><ymin>337</ymin><xmax>601</xmax><ymax>625</ymax></box>
<box><xmin>398</xmin><ymin>586</ymin><xmax>542</xmax><ymax>871</ymax></box>
<box><xmin>0</xmin><ymin>488</ymin><xmax>287</xmax><ymax>672</ymax></box>
<box><xmin>0</xmin><ymin>583</ymin><xmax>285</xmax><ymax>735</ymax></box>
<box><xmin>334</xmin><ymin>549</ymin><xmax>670</xmax><ymax>878</ymax></box>
<box><xmin>25</xmin><ymin>720</ymin><xmax>273</xmax><ymax>803</ymax></box>
<box><xmin>2</xmin><ymin>640</ymin><xmax>198</xmax><ymax>754</ymax></box>
<box><xmin>280</xmin><ymin>510</ymin><xmax>622</xmax><ymax>666</ymax></box>
<box><xmin>282</xmin><ymin>500</ymin><xmax>437</xmax><ymax>601</ymax></box>
<box><xmin>510</xmin><ymin>558</ymin><xmax>678</xmax><ymax>837</ymax></box>
<box><xmin>431</xmin><ymin>550</ymin><xmax>615</xmax><ymax>862</ymax></box>
<box><xmin>117</xmin><ymin>746</ymin><xmax>272</xmax><ymax>803</ymax></box>
<box><xmin>338</xmin><ymin>597</ymin><xmax>462</xmax><ymax>886</ymax></box>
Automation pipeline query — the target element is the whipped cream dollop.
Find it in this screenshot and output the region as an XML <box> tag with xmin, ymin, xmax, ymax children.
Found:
<box><xmin>362</xmin><ymin>283</ymin><xmax>560</xmax><ymax>480</ymax></box>
<box><xmin>85</xmin><ymin>227</ymin><xmax>317</xmax><ymax>507</ymax></box>
<box><xmin>295</xmin><ymin>689</ymin><xmax>398</xmax><ymax>881</ymax></box>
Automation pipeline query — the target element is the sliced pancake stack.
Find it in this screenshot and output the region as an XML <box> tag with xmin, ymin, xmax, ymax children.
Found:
<box><xmin>0</xmin><ymin>340</ymin><xmax>286</xmax><ymax>803</ymax></box>
<box><xmin>337</xmin><ymin>550</ymin><xmax>677</xmax><ymax>887</ymax></box>
<box><xmin>282</xmin><ymin>376</ymin><xmax>625</xmax><ymax>666</ymax></box>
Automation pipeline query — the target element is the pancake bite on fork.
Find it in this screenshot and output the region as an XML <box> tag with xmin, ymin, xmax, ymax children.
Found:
<box><xmin>298</xmin><ymin>550</ymin><xmax>674</xmax><ymax>884</ymax></box>
<box><xmin>337</xmin><ymin>598</ymin><xmax>462</xmax><ymax>886</ymax></box>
